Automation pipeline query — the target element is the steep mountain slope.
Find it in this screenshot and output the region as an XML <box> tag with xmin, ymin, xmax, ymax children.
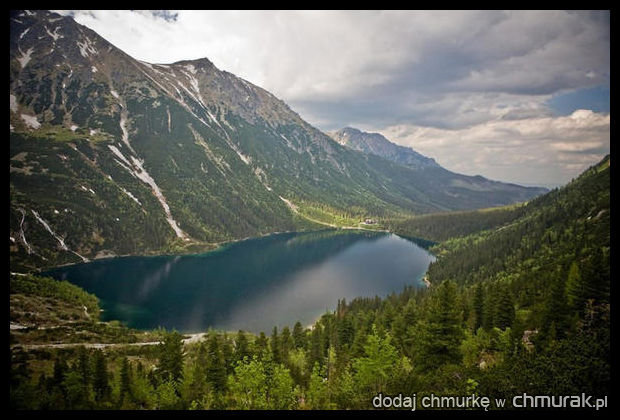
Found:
<box><xmin>330</xmin><ymin>126</ymin><xmax>440</xmax><ymax>169</ymax></box>
<box><xmin>10</xmin><ymin>10</ymin><xmax>546</xmax><ymax>271</ymax></box>
<box><xmin>424</xmin><ymin>154</ymin><xmax>610</xmax><ymax>290</ymax></box>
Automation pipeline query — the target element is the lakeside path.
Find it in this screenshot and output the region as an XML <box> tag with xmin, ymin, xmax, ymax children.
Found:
<box><xmin>10</xmin><ymin>332</ymin><xmax>207</xmax><ymax>352</ymax></box>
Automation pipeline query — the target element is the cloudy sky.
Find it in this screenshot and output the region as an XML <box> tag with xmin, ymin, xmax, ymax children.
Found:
<box><xmin>58</xmin><ymin>10</ymin><xmax>609</xmax><ymax>187</ymax></box>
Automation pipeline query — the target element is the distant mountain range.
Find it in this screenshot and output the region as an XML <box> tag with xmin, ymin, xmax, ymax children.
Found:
<box><xmin>10</xmin><ymin>10</ymin><xmax>547</xmax><ymax>271</ymax></box>
<box><xmin>330</xmin><ymin>127</ymin><xmax>440</xmax><ymax>170</ymax></box>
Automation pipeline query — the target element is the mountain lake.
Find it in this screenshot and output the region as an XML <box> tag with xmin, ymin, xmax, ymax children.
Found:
<box><xmin>43</xmin><ymin>230</ymin><xmax>435</xmax><ymax>333</ymax></box>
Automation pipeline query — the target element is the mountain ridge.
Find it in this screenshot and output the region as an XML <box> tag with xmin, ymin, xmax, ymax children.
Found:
<box><xmin>10</xmin><ymin>10</ymin><xmax>547</xmax><ymax>271</ymax></box>
<box><xmin>329</xmin><ymin>126</ymin><xmax>440</xmax><ymax>170</ymax></box>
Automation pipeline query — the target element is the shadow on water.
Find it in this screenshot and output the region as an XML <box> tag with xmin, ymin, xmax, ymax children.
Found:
<box><xmin>43</xmin><ymin>230</ymin><xmax>434</xmax><ymax>333</ymax></box>
<box><xmin>396</xmin><ymin>234</ymin><xmax>438</xmax><ymax>250</ymax></box>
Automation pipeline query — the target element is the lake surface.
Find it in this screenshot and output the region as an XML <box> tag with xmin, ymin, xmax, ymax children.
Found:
<box><xmin>44</xmin><ymin>230</ymin><xmax>435</xmax><ymax>333</ymax></box>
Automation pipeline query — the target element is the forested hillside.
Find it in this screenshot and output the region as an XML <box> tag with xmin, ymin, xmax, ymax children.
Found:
<box><xmin>388</xmin><ymin>204</ymin><xmax>527</xmax><ymax>243</ymax></box>
<box><xmin>10</xmin><ymin>155</ymin><xmax>609</xmax><ymax>410</ymax></box>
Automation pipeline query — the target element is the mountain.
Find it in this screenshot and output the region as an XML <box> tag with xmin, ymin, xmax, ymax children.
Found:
<box><xmin>330</xmin><ymin>126</ymin><xmax>549</xmax><ymax>200</ymax></box>
<box><xmin>10</xmin><ymin>10</ymin><xmax>546</xmax><ymax>271</ymax></box>
<box><xmin>331</xmin><ymin>127</ymin><xmax>549</xmax><ymax>210</ymax></box>
<box><xmin>330</xmin><ymin>127</ymin><xmax>439</xmax><ymax>169</ymax></box>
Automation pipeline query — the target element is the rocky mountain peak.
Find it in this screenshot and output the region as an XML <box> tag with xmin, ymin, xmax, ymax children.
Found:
<box><xmin>330</xmin><ymin>127</ymin><xmax>439</xmax><ymax>170</ymax></box>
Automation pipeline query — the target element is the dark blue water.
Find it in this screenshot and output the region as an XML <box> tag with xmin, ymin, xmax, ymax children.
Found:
<box><xmin>44</xmin><ymin>230</ymin><xmax>435</xmax><ymax>333</ymax></box>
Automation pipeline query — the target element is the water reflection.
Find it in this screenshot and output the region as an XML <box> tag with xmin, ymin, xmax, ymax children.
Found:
<box><xmin>44</xmin><ymin>230</ymin><xmax>435</xmax><ymax>333</ymax></box>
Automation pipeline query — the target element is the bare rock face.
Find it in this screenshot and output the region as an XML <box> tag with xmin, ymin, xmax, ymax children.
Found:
<box><xmin>330</xmin><ymin>127</ymin><xmax>439</xmax><ymax>170</ymax></box>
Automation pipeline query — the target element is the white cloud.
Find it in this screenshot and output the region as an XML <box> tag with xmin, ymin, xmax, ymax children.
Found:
<box><xmin>382</xmin><ymin>110</ymin><xmax>609</xmax><ymax>186</ymax></box>
<box><xmin>60</xmin><ymin>11</ymin><xmax>608</xmax><ymax>103</ymax></box>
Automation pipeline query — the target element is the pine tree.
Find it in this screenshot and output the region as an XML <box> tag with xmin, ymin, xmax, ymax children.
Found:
<box><xmin>572</xmin><ymin>248</ymin><xmax>610</xmax><ymax>311</ymax></box>
<box><xmin>566</xmin><ymin>261</ymin><xmax>585</xmax><ymax>310</ymax></box>
<box><xmin>292</xmin><ymin>321</ymin><xmax>306</xmax><ymax>349</ymax></box>
<box><xmin>92</xmin><ymin>350</ymin><xmax>110</xmax><ymax>402</ymax></box>
<box><xmin>271</xmin><ymin>326</ymin><xmax>281</xmax><ymax>364</ymax></box>
<box><xmin>52</xmin><ymin>355</ymin><xmax>68</xmax><ymax>390</ymax></box>
<box><xmin>205</xmin><ymin>333</ymin><xmax>227</xmax><ymax>394</ymax></box>
<box><xmin>495</xmin><ymin>287</ymin><xmax>515</xmax><ymax>330</ymax></box>
<box><xmin>75</xmin><ymin>346</ymin><xmax>92</xmax><ymax>387</ymax></box>
<box><xmin>400</xmin><ymin>299</ymin><xmax>419</xmax><ymax>356</ymax></box>
<box><xmin>402</xmin><ymin>298</ymin><xmax>417</xmax><ymax>326</ymax></box>
<box><xmin>63</xmin><ymin>370</ymin><xmax>90</xmax><ymax>409</ymax></box>
<box><xmin>221</xmin><ymin>333</ymin><xmax>234</xmax><ymax>375</ymax></box>
<box><xmin>473</xmin><ymin>283</ymin><xmax>484</xmax><ymax>331</ymax></box>
<box><xmin>309</xmin><ymin>326</ymin><xmax>323</xmax><ymax>368</ymax></box>
<box><xmin>542</xmin><ymin>270</ymin><xmax>571</xmax><ymax>342</ymax></box>
<box><xmin>413</xmin><ymin>280</ymin><xmax>464</xmax><ymax>371</ymax></box>
<box><xmin>336</xmin><ymin>316</ymin><xmax>354</xmax><ymax>350</ymax></box>
<box><xmin>158</xmin><ymin>330</ymin><xmax>184</xmax><ymax>383</ymax></box>
<box><xmin>351</xmin><ymin>329</ymin><xmax>368</xmax><ymax>359</ymax></box>
<box><xmin>234</xmin><ymin>330</ymin><xmax>251</xmax><ymax>363</ymax></box>
<box><xmin>255</xmin><ymin>332</ymin><xmax>268</xmax><ymax>358</ymax></box>
<box><xmin>482</xmin><ymin>287</ymin><xmax>496</xmax><ymax>331</ymax></box>
<box><xmin>281</xmin><ymin>326</ymin><xmax>293</xmax><ymax>362</ymax></box>
<box><xmin>195</xmin><ymin>342</ymin><xmax>208</xmax><ymax>382</ymax></box>
<box><xmin>390</xmin><ymin>314</ymin><xmax>407</xmax><ymax>351</ymax></box>
<box><xmin>320</xmin><ymin>314</ymin><xmax>335</xmax><ymax>359</ymax></box>
<box><xmin>118</xmin><ymin>357</ymin><xmax>132</xmax><ymax>406</ymax></box>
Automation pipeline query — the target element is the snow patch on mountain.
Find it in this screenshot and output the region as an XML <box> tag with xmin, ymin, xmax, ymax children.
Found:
<box><xmin>279</xmin><ymin>196</ymin><xmax>299</xmax><ymax>213</ymax></box>
<box><xmin>120</xmin><ymin>187</ymin><xmax>142</xmax><ymax>206</ymax></box>
<box><xmin>254</xmin><ymin>167</ymin><xmax>272</xmax><ymax>191</ymax></box>
<box><xmin>45</xmin><ymin>25</ymin><xmax>63</xmax><ymax>41</ymax></box>
<box><xmin>20</xmin><ymin>113</ymin><xmax>40</xmax><ymax>129</ymax></box>
<box><xmin>31</xmin><ymin>209</ymin><xmax>67</xmax><ymax>250</ymax></box>
<box><xmin>188</xmin><ymin>124</ymin><xmax>228</xmax><ymax>176</ymax></box>
<box><xmin>17</xmin><ymin>209</ymin><xmax>32</xmax><ymax>255</ymax></box>
<box><xmin>129</xmin><ymin>155</ymin><xmax>187</xmax><ymax>239</ymax></box>
<box><xmin>118</xmin><ymin>110</ymin><xmax>137</xmax><ymax>154</ymax></box>
<box><xmin>108</xmin><ymin>144</ymin><xmax>133</xmax><ymax>168</ymax></box>
<box><xmin>107</xmin><ymin>144</ymin><xmax>187</xmax><ymax>239</ymax></box>
<box><xmin>31</xmin><ymin>209</ymin><xmax>89</xmax><ymax>262</ymax></box>
<box><xmin>77</xmin><ymin>36</ymin><xmax>98</xmax><ymax>58</ymax></box>
<box><xmin>112</xmin><ymin>158</ymin><xmax>135</xmax><ymax>175</ymax></box>
<box><xmin>17</xmin><ymin>47</ymin><xmax>34</xmax><ymax>68</ymax></box>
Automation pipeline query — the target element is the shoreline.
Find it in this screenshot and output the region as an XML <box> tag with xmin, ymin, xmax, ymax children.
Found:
<box><xmin>17</xmin><ymin>228</ymin><xmax>435</xmax><ymax>341</ymax></box>
<box><xmin>34</xmin><ymin>226</ymin><xmax>400</xmax><ymax>272</ymax></box>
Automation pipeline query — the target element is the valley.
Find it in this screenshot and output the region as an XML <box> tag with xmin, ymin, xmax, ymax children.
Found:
<box><xmin>10</xmin><ymin>10</ymin><xmax>545</xmax><ymax>273</ymax></box>
<box><xmin>9</xmin><ymin>10</ymin><xmax>609</xmax><ymax>412</ymax></box>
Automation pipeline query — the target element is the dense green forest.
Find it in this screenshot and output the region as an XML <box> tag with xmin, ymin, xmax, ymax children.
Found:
<box><xmin>387</xmin><ymin>204</ymin><xmax>527</xmax><ymax>243</ymax></box>
<box><xmin>10</xmin><ymin>156</ymin><xmax>610</xmax><ymax>410</ymax></box>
